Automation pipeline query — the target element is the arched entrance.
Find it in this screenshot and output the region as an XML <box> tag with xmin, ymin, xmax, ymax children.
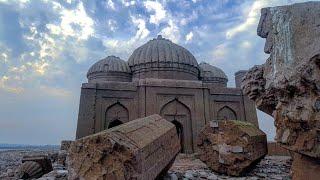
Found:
<box><xmin>160</xmin><ymin>99</ymin><xmax>192</xmax><ymax>153</ymax></box>
<box><xmin>217</xmin><ymin>106</ymin><xmax>237</xmax><ymax>120</ymax></box>
<box><xmin>105</xmin><ymin>103</ymin><xmax>128</xmax><ymax>129</ymax></box>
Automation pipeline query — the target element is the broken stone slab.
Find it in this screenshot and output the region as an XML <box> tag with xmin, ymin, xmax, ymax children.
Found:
<box><xmin>242</xmin><ymin>2</ymin><xmax>320</xmax><ymax>178</ymax></box>
<box><xmin>17</xmin><ymin>155</ymin><xmax>53</xmax><ymax>179</ymax></box>
<box><xmin>67</xmin><ymin>114</ymin><xmax>180</xmax><ymax>180</ymax></box>
<box><xmin>197</xmin><ymin>120</ymin><xmax>267</xmax><ymax>176</ymax></box>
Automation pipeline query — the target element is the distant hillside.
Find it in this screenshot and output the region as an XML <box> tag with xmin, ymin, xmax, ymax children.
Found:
<box><xmin>0</xmin><ymin>143</ymin><xmax>59</xmax><ymax>150</ymax></box>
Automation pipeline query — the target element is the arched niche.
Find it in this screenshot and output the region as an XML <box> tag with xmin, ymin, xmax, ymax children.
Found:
<box><xmin>160</xmin><ymin>99</ymin><xmax>193</xmax><ymax>153</ymax></box>
<box><xmin>217</xmin><ymin>106</ymin><xmax>237</xmax><ymax>120</ymax></box>
<box><xmin>105</xmin><ymin>103</ymin><xmax>128</xmax><ymax>129</ymax></box>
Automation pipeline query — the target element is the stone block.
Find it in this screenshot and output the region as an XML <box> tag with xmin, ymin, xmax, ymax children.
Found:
<box><xmin>197</xmin><ymin>120</ymin><xmax>267</xmax><ymax>176</ymax></box>
<box><xmin>67</xmin><ymin>114</ymin><xmax>180</xmax><ymax>180</ymax></box>
<box><xmin>18</xmin><ymin>155</ymin><xmax>53</xmax><ymax>179</ymax></box>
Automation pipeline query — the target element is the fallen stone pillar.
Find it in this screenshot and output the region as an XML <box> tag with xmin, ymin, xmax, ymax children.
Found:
<box><xmin>242</xmin><ymin>2</ymin><xmax>320</xmax><ymax>179</ymax></box>
<box><xmin>67</xmin><ymin>114</ymin><xmax>180</xmax><ymax>180</ymax></box>
<box><xmin>197</xmin><ymin>120</ymin><xmax>267</xmax><ymax>176</ymax></box>
<box><xmin>17</xmin><ymin>155</ymin><xmax>53</xmax><ymax>179</ymax></box>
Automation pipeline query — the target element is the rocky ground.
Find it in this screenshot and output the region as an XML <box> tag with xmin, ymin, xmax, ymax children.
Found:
<box><xmin>0</xmin><ymin>149</ymin><xmax>292</xmax><ymax>180</ymax></box>
<box><xmin>164</xmin><ymin>154</ymin><xmax>292</xmax><ymax>180</ymax></box>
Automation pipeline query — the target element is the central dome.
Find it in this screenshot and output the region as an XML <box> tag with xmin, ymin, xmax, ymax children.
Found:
<box><xmin>128</xmin><ymin>35</ymin><xmax>200</xmax><ymax>80</ymax></box>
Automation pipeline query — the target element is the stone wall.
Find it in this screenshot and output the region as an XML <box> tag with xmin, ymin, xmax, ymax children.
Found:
<box><xmin>76</xmin><ymin>75</ymin><xmax>259</xmax><ymax>153</ymax></box>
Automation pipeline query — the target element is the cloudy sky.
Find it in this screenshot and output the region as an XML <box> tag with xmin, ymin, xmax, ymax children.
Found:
<box><xmin>0</xmin><ymin>0</ymin><xmax>312</xmax><ymax>145</ymax></box>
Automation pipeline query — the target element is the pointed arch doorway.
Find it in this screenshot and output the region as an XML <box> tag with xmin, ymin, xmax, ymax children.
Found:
<box><xmin>105</xmin><ymin>103</ymin><xmax>128</xmax><ymax>129</ymax></box>
<box><xmin>160</xmin><ymin>99</ymin><xmax>193</xmax><ymax>153</ymax></box>
<box><xmin>217</xmin><ymin>106</ymin><xmax>237</xmax><ymax>120</ymax></box>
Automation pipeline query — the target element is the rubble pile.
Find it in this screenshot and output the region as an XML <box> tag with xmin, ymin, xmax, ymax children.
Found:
<box><xmin>242</xmin><ymin>2</ymin><xmax>320</xmax><ymax>179</ymax></box>
<box><xmin>197</xmin><ymin>120</ymin><xmax>267</xmax><ymax>176</ymax></box>
<box><xmin>163</xmin><ymin>154</ymin><xmax>292</xmax><ymax>180</ymax></box>
<box><xmin>0</xmin><ymin>149</ymin><xmax>58</xmax><ymax>179</ymax></box>
<box><xmin>67</xmin><ymin>114</ymin><xmax>180</xmax><ymax>180</ymax></box>
<box><xmin>0</xmin><ymin>149</ymin><xmax>292</xmax><ymax>179</ymax></box>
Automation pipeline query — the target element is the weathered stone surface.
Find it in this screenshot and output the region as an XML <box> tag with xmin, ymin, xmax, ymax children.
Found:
<box><xmin>291</xmin><ymin>153</ymin><xmax>320</xmax><ymax>180</ymax></box>
<box><xmin>17</xmin><ymin>161</ymin><xmax>44</xmax><ymax>179</ymax></box>
<box><xmin>60</xmin><ymin>140</ymin><xmax>73</xmax><ymax>151</ymax></box>
<box><xmin>67</xmin><ymin>114</ymin><xmax>180</xmax><ymax>180</ymax></box>
<box><xmin>267</xmin><ymin>142</ymin><xmax>290</xmax><ymax>156</ymax></box>
<box><xmin>57</xmin><ymin>150</ymin><xmax>67</xmax><ymax>166</ymax></box>
<box><xmin>196</xmin><ymin>120</ymin><xmax>267</xmax><ymax>176</ymax></box>
<box><xmin>242</xmin><ymin>2</ymin><xmax>320</xmax><ymax>159</ymax></box>
<box><xmin>17</xmin><ymin>155</ymin><xmax>53</xmax><ymax>179</ymax></box>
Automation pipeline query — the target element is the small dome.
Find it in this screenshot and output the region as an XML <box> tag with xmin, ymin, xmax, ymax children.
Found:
<box><xmin>199</xmin><ymin>62</ymin><xmax>228</xmax><ymax>86</ymax></box>
<box><xmin>87</xmin><ymin>56</ymin><xmax>132</xmax><ymax>83</ymax></box>
<box><xmin>128</xmin><ymin>35</ymin><xmax>199</xmax><ymax>80</ymax></box>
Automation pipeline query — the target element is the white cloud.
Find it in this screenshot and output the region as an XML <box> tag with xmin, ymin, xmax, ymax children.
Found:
<box><xmin>121</xmin><ymin>0</ymin><xmax>136</xmax><ymax>7</ymax></box>
<box><xmin>107</xmin><ymin>19</ymin><xmax>117</xmax><ymax>32</ymax></box>
<box><xmin>212</xmin><ymin>43</ymin><xmax>229</xmax><ymax>61</ymax></box>
<box><xmin>160</xmin><ymin>19</ymin><xmax>180</xmax><ymax>43</ymax></box>
<box><xmin>131</xmin><ymin>16</ymin><xmax>150</xmax><ymax>40</ymax></box>
<box><xmin>225</xmin><ymin>0</ymin><xmax>308</xmax><ymax>39</ymax></box>
<box><xmin>27</xmin><ymin>61</ymin><xmax>49</xmax><ymax>75</ymax></box>
<box><xmin>39</xmin><ymin>85</ymin><xmax>72</xmax><ymax>98</ymax></box>
<box><xmin>102</xmin><ymin>16</ymin><xmax>150</xmax><ymax>57</ymax></box>
<box><xmin>226</xmin><ymin>1</ymin><xmax>264</xmax><ymax>39</ymax></box>
<box><xmin>1</xmin><ymin>53</ymin><xmax>8</xmax><ymax>63</ymax></box>
<box><xmin>185</xmin><ymin>31</ymin><xmax>193</xmax><ymax>42</ymax></box>
<box><xmin>104</xmin><ymin>39</ymin><xmax>119</xmax><ymax>48</ymax></box>
<box><xmin>180</xmin><ymin>10</ymin><xmax>198</xmax><ymax>26</ymax></box>
<box><xmin>46</xmin><ymin>1</ymin><xmax>94</xmax><ymax>40</ymax></box>
<box><xmin>240</xmin><ymin>41</ymin><xmax>252</xmax><ymax>49</ymax></box>
<box><xmin>107</xmin><ymin>0</ymin><xmax>116</xmax><ymax>10</ymax></box>
<box><xmin>8</xmin><ymin>65</ymin><xmax>27</xmax><ymax>74</ymax></box>
<box><xmin>144</xmin><ymin>1</ymin><xmax>166</xmax><ymax>25</ymax></box>
<box><xmin>0</xmin><ymin>76</ymin><xmax>24</xmax><ymax>94</ymax></box>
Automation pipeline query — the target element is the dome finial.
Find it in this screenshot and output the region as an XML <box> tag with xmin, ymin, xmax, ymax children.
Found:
<box><xmin>157</xmin><ymin>35</ymin><xmax>163</xmax><ymax>39</ymax></box>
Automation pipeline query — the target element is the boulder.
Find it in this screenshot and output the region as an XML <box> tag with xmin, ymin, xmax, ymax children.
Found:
<box><xmin>242</xmin><ymin>2</ymin><xmax>320</xmax><ymax>178</ymax></box>
<box><xmin>197</xmin><ymin>120</ymin><xmax>267</xmax><ymax>176</ymax></box>
<box><xmin>67</xmin><ymin>114</ymin><xmax>180</xmax><ymax>180</ymax></box>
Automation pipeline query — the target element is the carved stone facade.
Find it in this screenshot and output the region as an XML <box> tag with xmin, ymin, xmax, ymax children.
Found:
<box><xmin>76</xmin><ymin>35</ymin><xmax>258</xmax><ymax>153</ymax></box>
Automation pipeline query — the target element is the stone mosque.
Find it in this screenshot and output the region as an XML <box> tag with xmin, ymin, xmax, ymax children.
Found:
<box><xmin>76</xmin><ymin>35</ymin><xmax>258</xmax><ymax>153</ymax></box>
